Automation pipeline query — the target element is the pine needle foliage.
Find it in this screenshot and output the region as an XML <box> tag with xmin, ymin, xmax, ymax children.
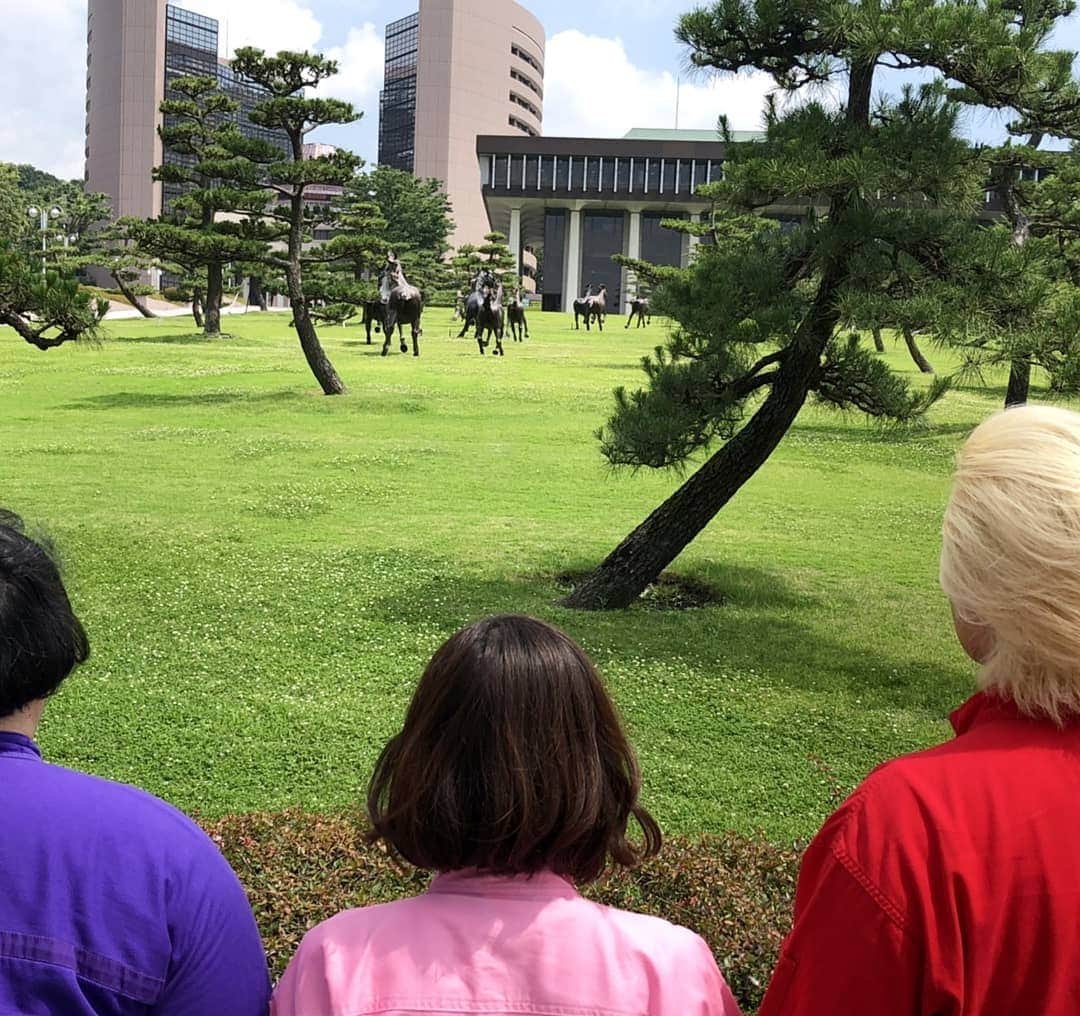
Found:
<box><xmin>568</xmin><ymin>0</ymin><xmax>1080</xmax><ymax>609</ymax></box>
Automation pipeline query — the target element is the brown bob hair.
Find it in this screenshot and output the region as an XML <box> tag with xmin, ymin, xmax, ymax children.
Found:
<box><xmin>367</xmin><ymin>614</ymin><xmax>662</xmax><ymax>883</ymax></box>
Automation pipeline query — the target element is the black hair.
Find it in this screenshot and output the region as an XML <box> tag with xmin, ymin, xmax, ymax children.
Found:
<box><xmin>0</xmin><ymin>510</ymin><xmax>89</xmax><ymax>717</ymax></box>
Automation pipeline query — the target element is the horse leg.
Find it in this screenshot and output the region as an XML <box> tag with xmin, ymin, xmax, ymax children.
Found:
<box><xmin>523</xmin><ymin>314</ymin><xmax>528</xmax><ymax>339</ymax></box>
<box><xmin>598</xmin><ymin>313</ymin><xmax>604</xmax><ymax>332</ymax></box>
<box><xmin>412</xmin><ymin>321</ymin><xmax>420</xmax><ymax>357</ymax></box>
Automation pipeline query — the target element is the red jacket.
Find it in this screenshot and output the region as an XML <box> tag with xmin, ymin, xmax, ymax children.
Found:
<box><xmin>759</xmin><ymin>691</ymin><xmax>1080</xmax><ymax>1016</ymax></box>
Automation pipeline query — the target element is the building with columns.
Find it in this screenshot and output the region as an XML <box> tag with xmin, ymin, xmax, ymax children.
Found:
<box><xmin>477</xmin><ymin>129</ymin><xmax>767</xmax><ymax>312</ymax></box>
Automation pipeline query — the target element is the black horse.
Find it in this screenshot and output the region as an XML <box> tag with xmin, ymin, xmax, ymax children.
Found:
<box><xmin>507</xmin><ymin>290</ymin><xmax>529</xmax><ymax>342</ymax></box>
<box><xmin>625</xmin><ymin>297</ymin><xmax>650</xmax><ymax>328</ymax></box>
<box><xmin>361</xmin><ymin>299</ymin><xmax>385</xmax><ymax>343</ymax></box>
<box><xmin>379</xmin><ymin>253</ymin><xmax>423</xmax><ymax>357</ymax></box>
<box><xmin>456</xmin><ymin>269</ymin><xmax>496</xmax><ymax>338</ymax></box>
<box><xmin>584</xmin><ymin>285</ymin><xmax>607</xmax><ymax>331</ymax></box>
<box><xmin>572</xmin><ymin>288</ymin><xmax>593</xmax><ymax>330</ymax></box>
<box><xmin>476</xmin><ymin>278</ymin><xmax>505</xmax><ymax>356</ymax></box>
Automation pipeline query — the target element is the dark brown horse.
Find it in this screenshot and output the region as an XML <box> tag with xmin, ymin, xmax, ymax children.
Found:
<box><xmin>476</xmin><ymin>278</ymin><xmax>505</xmax><ymax>356</ymax></box>
<box><xmin>572</xmin><ymin>288</ymin><xmax>593</xmax><ymax>330</ymax></box>
<box><xmin>379</xmin><ymin>253</ymin><xmax>423</xmax><ymax>357</ymax></box>
<box><xmin>507</xmin><ymin>290</ymin><xmax>529</xmax><ymax>342</ymax></box>
<box><xmin>457</xmin><ymin>269</ymin><xmax>494</xmax><ymax>338</ymax></box>
<box><xmin>584</xmin><ymin>285</ymin><xmax>607</xmax><ymax>331</ymax></box>
<box><xmin>625</xmin><ymin>297</ymin><xmax>650</xmax><ymax>328</ymax></box>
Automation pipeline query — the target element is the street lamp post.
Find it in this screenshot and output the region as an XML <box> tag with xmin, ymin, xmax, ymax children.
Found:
<box><xmin>26</xmin><ymin>205</ymin><xmax>62</xmax><ymax>277</ymax></box>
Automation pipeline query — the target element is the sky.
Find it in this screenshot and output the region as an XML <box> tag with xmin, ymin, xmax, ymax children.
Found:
<box><xmin>5</xmin><ymin>0</ymin><xmax>1080</xmax><ymax>183</ymax></box>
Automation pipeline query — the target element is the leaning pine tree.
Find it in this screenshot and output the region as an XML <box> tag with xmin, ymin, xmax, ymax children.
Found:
<box><xmin>565</xmin><ymin>0</ymin><xmax>1080</xmax><ymax>610</ymax></box>
<box><xmin>229</xmin><ymin>48</ymin><xmax>365</xmax><ymax>395</ymax></box>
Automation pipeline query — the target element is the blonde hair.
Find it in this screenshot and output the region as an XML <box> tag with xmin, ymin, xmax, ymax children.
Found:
<box><xmin>941</xmin><ymin>404</ymin><xmax>1080</xmax><ymax>723</ymax></box>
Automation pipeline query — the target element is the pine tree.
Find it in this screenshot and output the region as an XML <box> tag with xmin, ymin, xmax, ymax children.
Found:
<box><xmin>122</xmin><ymin>75</ymin><xmax>271</xmax><ymax>336</ymax></box>
<box><xmin>0</xmin><ymin>164</ymin><xmax>106</xmax><ymax>349</ymax></box>
<box><xmin>228</xmin><ymin>48</ymin><xmax>364</xmax><ymax>395</ymax></box>
<box><xmin>565</xmin><ymin>0</ymin><xmax>1080</xmax><ymax>610</ymax></box>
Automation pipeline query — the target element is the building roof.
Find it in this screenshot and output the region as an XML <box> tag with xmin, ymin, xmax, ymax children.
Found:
<box><xmin>623</xmin><ymin>127</ymin><xmax>764</xmax><ymax>143</ymax></box>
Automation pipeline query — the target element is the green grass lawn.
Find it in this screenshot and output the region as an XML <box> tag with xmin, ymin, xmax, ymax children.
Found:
<box><xmin>0</xmin><ymin>309</ymin><xmax>1044</xmax><ymax>843</ymax></box>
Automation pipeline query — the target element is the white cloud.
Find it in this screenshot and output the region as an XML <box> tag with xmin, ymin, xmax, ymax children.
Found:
<box><xmin>183</xmin><ymin>0</ymin><xmax>323</xmax><ymax>57</ymax></box>
<box><xmin>323</xmin><ymin>24</ymin><xmax>384</xmax><ymax>108</ymax></box>
<box><xmin>542</xmin><ymin>30</ymin><xmax>776</xmax><ymax>138</ymax></box>
<box><xmin>0</xmin><ymin>1</ymin><xmax>88</xmax><ymax>180</ymax></box>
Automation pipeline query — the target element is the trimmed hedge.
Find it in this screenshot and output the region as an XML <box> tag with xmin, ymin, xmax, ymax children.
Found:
<box><xmin>203</xmin><ymin>809</ymin><xmax>800</xmax><ymax>1013</ymax></box>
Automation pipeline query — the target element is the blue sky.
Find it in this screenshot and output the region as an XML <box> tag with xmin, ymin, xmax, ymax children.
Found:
<box><xmin>4</xmin><ymin>0</ymin><xmax>1080</xmax><ymax>182</ymax></box>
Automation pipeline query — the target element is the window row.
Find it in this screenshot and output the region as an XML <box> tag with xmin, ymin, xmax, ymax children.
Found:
<box><xmin>483</xmin><ymin>154</ymin><xmax>722</xmax><ymax>195</ymax></box>
<box><xmin>508</xmin><ymin>116</ymin><xmax>539</xmax><ymax>137</ymax></box>
<box><xmin>510</xmin><ymin>44</ymin><xmax>543</xmax><ymax>76</ymax></box>
<box><xmin>510</xmin><ymin>92</ymin><xmax>541</xmax><ymax>120</ymax></box>
<box><xmin>510</xmin><ymin>68</ymin><xmax>542</xmax><ymax>99</ymax></box>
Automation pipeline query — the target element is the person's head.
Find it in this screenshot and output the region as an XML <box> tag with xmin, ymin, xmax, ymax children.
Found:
<box><xmin>941</xmin><ymin>405</ymin><xmax>1080</xmax><ymax>722</ymax></box>
<box><xmin>367</xmin><ymin>613</ymin><xmax>661</xmax><ymax>882</ymax></box>
<box><xmin>0</xmin><ymin>510</ymin><xmax>89</xmax><ymax>720</ymax></box>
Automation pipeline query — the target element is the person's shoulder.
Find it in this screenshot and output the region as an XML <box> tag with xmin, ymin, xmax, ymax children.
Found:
<box><xmin>296</xmin><ymin>896</ymin><xmax>425</xmax><ymax>950</ymax></box>
<box><xmin>579</xmin><ymin>896</ymin><xmax>715</xmax><ymax>960</ymax></box>
<box><xmin>40</xmin><ymin>760</ymin><xmax>221</xmax><ymax>859</ymax></box>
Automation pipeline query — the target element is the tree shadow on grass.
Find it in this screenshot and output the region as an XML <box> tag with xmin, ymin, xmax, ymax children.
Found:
<box><xmin>364</xmin><ymin>563</ymin><xmax>965</xmax><ymax>717</ymax></box>
<box><xmin>64</xmin><ymin>388</ymin><xmax>311</xmax><ymax>411</ymax></box>
<box><xmin>112</xmin><ymin>332</ymin><xmax>228</xmax><ymax>345</ymax></box>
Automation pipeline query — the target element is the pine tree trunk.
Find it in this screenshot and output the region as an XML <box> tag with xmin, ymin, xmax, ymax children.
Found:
<box><xmin>564</xmin><ymin>58</ymin><xmax>874</xmax><ymax>611</ymax></box>
<box><xmin>565</xmin><ymin>271</ymin><xmax>845</xmax><ymax>610</ymax></box>
<box><xmin>284</xmin><ymin>176</ymin><xmax>347</xmax><ymax>395</ymax></box>
<box><xmin>902</xmin><ymin>326</ymin><xmax>934</xmax><ymax>373</ymax></box>
<box><xmin>1000</xmin><ymin>134</ymin><xmax>1039</xmax><ymax>409</ymax></box>
<box><xmin>204</xmin><ymin>263</ymin><xmax>222</xmax><ymax>336</ymax></box>
<box><xmin>192</xmin><ymin>287</ymin><xmax>204</xmax><ymax>328</ymax></box>
<box><xmin>113</xmin><ymin>273</ymin><xmax>156</xmax><ymax>318</ymax></box>
<box><xmin>1005</xmin><ymin>360</ymin><xmax>1031</xmax><ymax>406</ymax></box>
<box><xmin>872</xmin><ymin>327</ymin><xmax>885</xmax><ymax>353</ymax></box>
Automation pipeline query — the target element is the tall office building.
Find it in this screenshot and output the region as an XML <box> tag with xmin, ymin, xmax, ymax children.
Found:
<box><xmin>378</xmin><ymin>14</ymin><xmax>420</xmax><ymax>173</ymax></box>
<box><xmin>378</xmin><ymin>0</ymin><xmax>545</xmax><ymax>248</ymax></box>
<box><xmin>85</xmin><ymin>1</ymin><xmax>287</xmax><ymax>222</ymax></box>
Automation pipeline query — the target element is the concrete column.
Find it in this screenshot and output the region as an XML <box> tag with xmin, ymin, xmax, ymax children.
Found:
<box><xmin>623</xmin><ymin>209</ymin><xmax>642</xmax><ymax>313</ymax></box>
<box><xmin>508</xmin><ymin>207</ymin><xmax>522</xmax><ymax>284</ymax></box>
<box><xmin>563</xmin><ymin>208</ymin><xmax>582</xmax><ymax>312</ymax></box>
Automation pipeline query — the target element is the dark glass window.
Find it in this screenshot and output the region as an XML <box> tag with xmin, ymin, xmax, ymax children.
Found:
<box><xmin>539</xmin><ymin>155</ymin><xmax>554</xmax><ymax>190</ymax></box>
<box><xmin>586</xmin><ymin>157</ymin><xmax>600</xmax><ymax>192</ymax></box>
<box><xmin>525</xmin><ymin>154</ymin><xmax>539</xmax><ymax>190</ymax></box>
<box><xmin>645</xmin><ymin>158</ymin><xmax>661</xmax><ymax>194</ymax></box>
<box><xmin>570</xmin><ymin>156</ymin><xmax>585</xmax><ymax>192</ymax></box>
<box><xmin>555</xmin><ymin>156</ymin><xmax>569</xmax><ymax>191</ymax></box>
<box><xmin>615</xmin><ymin>157</ymin><xmax>629</xmax><ymax>193</ymax></box>
<box><xmin>581</xmin><ymin>212</ymin><xmax>625</xmax><ymax>312</ymax></box>
<box><xmin>543</xmin><ymin>210</ymin><xmax>566</xmax><ymax>311</ymax></box>
<box><xmin>495</xmin><ymin>155</ymin><xmax>511</xmax><ymax>189</ymax></box>
<box><xmin>641</xmin><ymin>212</ymin><xmax>684</xmax><ymax>267</ymax></box>
<box><xmin>630</xmin><ymin>157</ymin><xmax>645</xmax><ymax>194</ymax></box>
<box><xmin>602</xmin><ymin>157</ymin><xmax>616</xmax><ymax>193</ymax></box>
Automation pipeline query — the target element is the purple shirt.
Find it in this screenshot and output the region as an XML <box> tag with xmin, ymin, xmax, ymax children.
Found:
<box><xmin>0</xmin><ymin>732</ymin><xmax>270</xmax><ymax>1015</ymax></box>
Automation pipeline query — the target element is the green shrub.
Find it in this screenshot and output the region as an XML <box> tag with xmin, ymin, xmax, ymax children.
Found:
<box><xmin>203</xmin><ymin>809</ymin><xmax>800</xmax><ymax>1013</ymax></box>
<box><xmin>161</xmin><ymin>285</ymin><xmax>190</xmax><ymax>302</ymax></box>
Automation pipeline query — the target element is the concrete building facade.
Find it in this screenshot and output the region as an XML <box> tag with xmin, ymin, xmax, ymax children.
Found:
<box><xmin>85</xmin><ymin>1</ymin><xmax>286</xmax><ymax>222</ymax></box>
<box><xmin>477</xmin><ymin>130</ymin><xmax>771</xmax><ymax>313</ymax></box>
<box><xmin>85</xmin><ymin>0</ymin><xmax>167</xmax><ymax>221</ymax></box>
<box><xmin>380</xmin><ymin>0</ymin><xmax>546</xmax><ymax>250</ymax></box>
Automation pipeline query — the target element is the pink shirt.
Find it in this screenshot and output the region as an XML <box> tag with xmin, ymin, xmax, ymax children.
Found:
<box><xmin>272</xmin><ymin>869</ymin><xmax>740</xmax><ymax>1016</ymax></box>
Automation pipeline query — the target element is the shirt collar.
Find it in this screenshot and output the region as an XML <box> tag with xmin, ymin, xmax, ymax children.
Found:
<box><xmin>428</xmin><ymin>869</ymin><xmax>579</xmax><ymax>901</ymax></box>
<box><xmin>0</xmin><ymin>732</ymin><xmax>42</xmax><ymax>761</ymax></box>
<box><xmin>949</xmin><ymin>689</ymin><xmax>1067</xmax><ymax>735</ymax></box>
